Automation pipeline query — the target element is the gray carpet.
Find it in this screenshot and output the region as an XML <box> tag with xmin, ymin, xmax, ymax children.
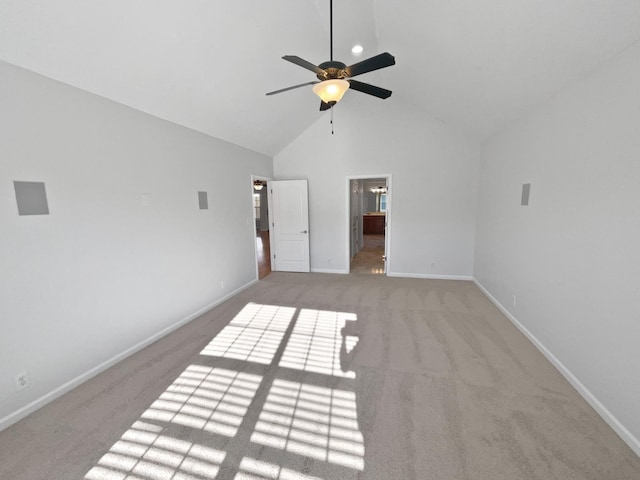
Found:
<box><xmin>1</xmin><ymin>273</ymin><xmax>639</xmax><ymax>479</ymax></box>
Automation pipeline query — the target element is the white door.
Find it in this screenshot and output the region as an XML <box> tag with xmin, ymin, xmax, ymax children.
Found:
<box><xmin>269</xmin><ymin>180</ymin><xmax>310</xmax><ymax>272</ymax></box>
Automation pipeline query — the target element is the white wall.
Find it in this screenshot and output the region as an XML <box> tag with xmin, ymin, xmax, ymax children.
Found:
<box><xmin>274</xmin><ymin>94</ymin><xmax>481</xmax><ymax>277</ymax></box>
<box><xmin>0</xmin><ymin>61</ymin><xmax>272</xmax><ymax>428</ymax></box>
<box><xmin>474</xmin><ymin>44</ymin><xmax>640</xmax><ymax>450</ymax></box>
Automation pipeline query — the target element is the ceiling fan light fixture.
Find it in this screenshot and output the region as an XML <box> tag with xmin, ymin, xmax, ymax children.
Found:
<box><xmin>312</xmin><ymin>79</ymin><xmax>350</xmax><ymax>104</ymax></box>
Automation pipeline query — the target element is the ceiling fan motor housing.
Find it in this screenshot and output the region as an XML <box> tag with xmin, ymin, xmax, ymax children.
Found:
<box><xmin>317</xmin><ymin>61</ymin><xmax>348</xmax><ymax>80</ymax></box>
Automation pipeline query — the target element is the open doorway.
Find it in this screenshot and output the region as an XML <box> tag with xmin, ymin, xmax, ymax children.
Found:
<box><xmin>346</xmin><ymin>175</ymin><xmax>391</xmax><ymax>275</ymax></box>
<box><xmin>252</xmin><ymin>176</ymin><xmax>271</xmax><ymax>279</ymax></box>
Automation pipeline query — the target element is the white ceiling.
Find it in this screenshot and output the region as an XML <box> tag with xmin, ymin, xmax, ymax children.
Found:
<box><xmin>2</xmin><ymin>1</ymin><xmax>640</xmax><ymax>156</ymax></box>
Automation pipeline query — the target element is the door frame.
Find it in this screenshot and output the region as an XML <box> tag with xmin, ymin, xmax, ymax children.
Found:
<box><xmin>250</xmin><ymin>174</ymin><xmax>271</xmax><ymax>280</ymax></box>
<box><xmin>345</xmin><ymin>174</ymin><xmax>392</xmax><ymax>275</ymax></box>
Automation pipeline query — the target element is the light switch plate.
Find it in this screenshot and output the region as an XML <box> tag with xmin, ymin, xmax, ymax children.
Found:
<box><xmin>198</xmin><ymin>191</ymin><xmax>208</xmax><ymax>210</ymax></box>
<box><xmin>521</xmin><ymin>183</ymin><xmax>531</xmax><ymax>206</ymax></box>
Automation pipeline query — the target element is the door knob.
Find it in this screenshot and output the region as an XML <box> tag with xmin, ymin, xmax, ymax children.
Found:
<box><xmin>301</xmin><ymin>230</ymin><xmax>308</xmax><ymax>234</ymax></box>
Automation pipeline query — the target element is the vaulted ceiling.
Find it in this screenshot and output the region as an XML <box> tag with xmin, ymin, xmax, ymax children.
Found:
<box><xmin>2</xmin><ymin>1</ymin><xmax>640</xmax><ymax>156</ymax></box>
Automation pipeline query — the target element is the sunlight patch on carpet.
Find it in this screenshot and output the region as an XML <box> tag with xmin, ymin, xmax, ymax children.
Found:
<box><xmin>234</xmin><ymin>457</ymin><xmax>323</xmax><ymax>480</ymax></box>
<box><xmin>251</xmin><ymin>379</ymin><xmax>364</xmax><ymax>471</ymax></box>
<box><xmin>85</xmin><ymin>420</ymin><xmax>226</xmax><ymax>480</ymax></box>
<box><xmin>141</xmin><ymin>365</ymin><xmax>262</xmax><ymax>437</ymax></box>
<box><xmin>278</xmin><ymin>309</ymin><xmax>358</xmax><ymax>378</ymax></box>
<box><xmin>200</xmin><ymin>303</ymin><xmax>296</xmax><ymax>365</ymax></box>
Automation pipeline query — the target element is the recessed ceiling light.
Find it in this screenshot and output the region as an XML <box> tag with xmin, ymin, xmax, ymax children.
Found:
<box><xmin>351</xmin><ymin>44</ymin><xmax>364</xmax><ymax>55</ymax></box>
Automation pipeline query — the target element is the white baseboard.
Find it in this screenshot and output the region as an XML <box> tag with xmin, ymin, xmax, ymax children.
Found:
<box><xmin>0</xmin><ymin>279</ymin><xmax>258</xmax><ymax>433</ymax></box>
<box><xmin>472</xmin><ymin>277</ymin><xmax>640</xmax><ymax>457</ymax></box>
<box><xmin>387</xmin><ymin>272</ymin><xmax>473</xmax><ymax>281</ymax></box>
<box><xmin>310</xmin><ymin>268</ymin><xmax>349</xmax><ymax>274</ymax></box>
<box><xmin>310</xmin><ymin>269</ymin><xmax>471</xmax><ymax>279</ymax></box>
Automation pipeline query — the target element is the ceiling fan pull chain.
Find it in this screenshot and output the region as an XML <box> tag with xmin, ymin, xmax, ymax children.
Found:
<box><xmin>331</xmin><ymin>105</ymin><xmax>334</xmax><ymax>134</ymax></box>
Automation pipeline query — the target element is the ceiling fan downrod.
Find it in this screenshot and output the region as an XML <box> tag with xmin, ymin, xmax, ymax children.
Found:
<box><xmin>330</xmin><ymin>0</ymin><xmax>333</xmax><ymax>62</ymax></box>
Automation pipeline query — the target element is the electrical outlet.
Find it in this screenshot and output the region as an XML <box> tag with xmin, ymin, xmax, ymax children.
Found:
<box><xmin>512</xmin><ymin>295</ymin><xmax>517</xmax><ymax>307</ymax></box>
<box><xmin>15</xmin><ymin>371</ymin><xmax>30</xmax><ymax>391</ymax></box>
<box><xmin>221</xmin><ymin>280</ymin><xmax>225</xmax><ymax>289</ymax></box>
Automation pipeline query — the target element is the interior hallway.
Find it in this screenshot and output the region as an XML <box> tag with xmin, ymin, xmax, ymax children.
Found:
<box><xmin>1</xmin><ymin>273</ymin><xmax>638</xmax><ymax>480</ymax></box>
<box><xmin>350</xmin><ymin>234</ymin><xmax>385</xmax><ymax>274</ymax></box>
<box><xmin>256</xmin><ymin>230</ymin><xmax>271</xmax><ymax>279</ymax></box>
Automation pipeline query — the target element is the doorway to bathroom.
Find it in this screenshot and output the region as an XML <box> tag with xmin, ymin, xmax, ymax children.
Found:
<box><xmin>346</xmin><ymin>175</ymin><xmax>391</xmax><ymax>275</ymax></box>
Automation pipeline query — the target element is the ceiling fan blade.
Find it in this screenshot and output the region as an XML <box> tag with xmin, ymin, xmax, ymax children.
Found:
<box><xmin>266</xmin><ymin>81</ymin><xmax>319</xmax><ymax>96</ymax></box>
<box><xmin>344</xmin><ymin>52</ymin><xmax>395</xmax><ymax>78</ymax></box>
<box><xmin>348</xmin><ymin>80</ymin><xmax>392</xmax><ymax>99</ymax></box>
<box><xmin>319</xmin><ymin>101</ymin><xmax>333</xmax><ymax>111</ymax></box>
<box><xmin>282</xmin><ymin>55</ymin><xmax>326</xmax><ymax>76</ymax></box>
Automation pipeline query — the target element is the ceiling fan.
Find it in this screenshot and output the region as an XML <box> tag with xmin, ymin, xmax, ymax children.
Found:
<box><xmin>266</xmin><ymin>0</ymin><xmax>396</xmax><ymax>111</ymax></box>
